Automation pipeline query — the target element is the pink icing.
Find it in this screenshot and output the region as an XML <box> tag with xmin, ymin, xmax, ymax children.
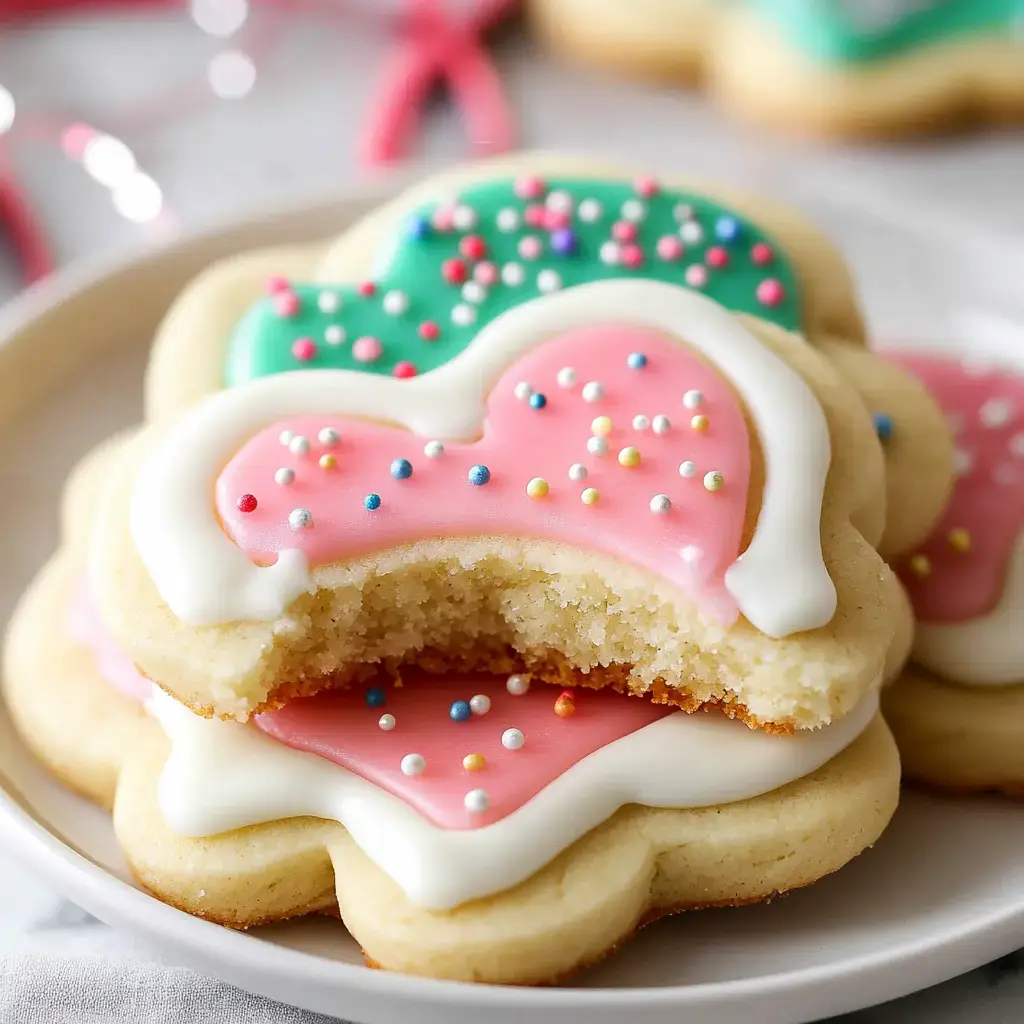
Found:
<box><xmin>215</xmin><ymin>326</ymin><xmax>752</xmax><ymax>621</ymax></box>
<box><xmin>67</xmin><ymin>581</ymin><xmax>152</xmax><ymax>702</ymax></box>
<box><xmin>254</xmin><ymin>675</ymin><xmax>672</xmax><ymax>829</ymax></box>
<box><xmin>890</xmin><ymin>352</ymin><xmax>1024</xmax><ymax>623</ymax></box>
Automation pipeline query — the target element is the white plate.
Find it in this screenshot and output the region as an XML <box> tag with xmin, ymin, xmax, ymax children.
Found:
<box><xmin>1</xmin><ymin>187</ymin><xmax>1024</xmax><ymax>1024</ymax></box>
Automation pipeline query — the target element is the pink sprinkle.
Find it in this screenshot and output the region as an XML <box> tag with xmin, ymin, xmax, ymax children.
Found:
<box><xmin>514</xmin><ymin>175</ymin><xmax>546</xmax><ymax>200</ymax></box>
<box><xmin>757</xmin><ymin>279</ymin><xmax>786</xmax><ymax>306</ymax></box>
<box><xmin>751</xmin><ymin>242</ymin><xmax>774</xmax><ymax>266</ymax></box>
<box><xmin>292</xmin><ymin>337</ymin><xmax>317</xmax><ymax>362</ymax></box>
<box><xmin>543</xmin><ymin>209</ymin><xmax>570</xmax><ymax>231</ymax></box>
<box><xmin>393</xmin><ymin>361</ymin><xmax>417</xmax><ymax>379</ymax></box>
<box><xmin>474</xmin><ymin>261</ymin><xmax>499</xmax><ymax>287</ymax></box>
<box><xmin>460</xmin><ymin>235</ymin><xmax>488</xmax><ymax>261</ymax></box>
<box><xmin>518</xmin><ymin>236</ymin><xmax>543</xmax><ymax>260</ymax></box>
<box><xmin>266</xmin><ymin>275</ymin><xmax>290</xmax><ymax>295</ymax></box>
<box><xmin>358</xmin><ymin>281</ymin><xmax>377</xmax><ymax>297</ymax></box>
<box><xmin>620</xmin><ymin>244</ymin><xmax>644</xmax><ymax>269</ymax></box>
<box><xmin>352</xmin><ymin>336</ymin><xmax>383</xmax><ymax>363</ymax></box>
<box><xmin>706</xmin><ymin>246</ymin><xmax>730</xmax><ymax>269</ymax></box>
<box><xmin>524</xmin><ymin>204</ymin><xmax>546</xmax><ymax>227</ymax></box>
<box><xmin>685</xmin><ymin>265</ymin><xmax>708</xmax><ymax>288</ymax></box>
<box><xmin>612</xmin><ymin>221</ymin><xmax>637</xmax><ymax>243</ymax></box>
<box><xmin>432</xmin><ymin>207</ymin><xmax>455</xmax><ymax>232</ymax></box>
<box><xmin>656</xmin><ymin>236</ymin><xmax>683</xmax><ymax>261</ymax></box>
<box><xmin>634</xmin><ymin>175</ymin><xmax>659</xmax><ymax>197</ymax></box>
<box><xmin>273</xmin><ymin>291</ymin><xmax>300</xmax><ymax>318</ymax></box>
<box><xmin>419</xmin><ymin>321</ymin><xmax>440</xmax><ymax>341</ymax></box>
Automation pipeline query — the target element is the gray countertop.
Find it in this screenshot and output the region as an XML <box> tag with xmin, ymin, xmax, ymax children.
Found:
<box><xmin>1</xmin><ymin>8</ymin><xmax>1023</xmax><ymax>1021</ymax></box>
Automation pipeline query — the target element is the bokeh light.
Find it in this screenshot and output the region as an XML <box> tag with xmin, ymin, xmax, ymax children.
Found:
<box><xmin>190</xmin><ymin>0</ymin><xmax>249</xmax><ymax>38</ymax></box>
<box><xmin>207</xmin><ymin>50</ymin><xmax>256</xmax><ymax>99</ymax></box>
<box><xmin>112</xmin><ymin>172</ymin><xmax>164</xmax><ymax>223</ymax></box>
<box><xmin>0</xmin><ymin>85</ymin><xmax>15</xmax><ymax>135</ymax></box>
<box><xmin>82</xmin><ymin>134</ymin><xmax>137</xmax><ymax>188</ymax></box>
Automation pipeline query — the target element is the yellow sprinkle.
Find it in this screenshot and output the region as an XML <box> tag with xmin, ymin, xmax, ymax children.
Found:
<box><xmin>617</xmin><ymin>446</ymin><xmax>641</xmax><ymax>468</ymax></box>
<box><xmin>703</xmin><ymin>470</ymin><xmax>724</xmax><ymax>491</ymax></box>
<box><xmin>948</xmin><ymin>528</ymin><xmax>971</xmax><ymax>553</ymax></box>
<box><xmin>526</xmin><ymin>477</ymin><xmax>549</xmax><ymax>498</ymax></box>
<box><xmin>581</xmin><ymin>487</ymin><xmax>600</xmax><ymax>505</ymax></box>
<box><xmin>319</xmin><ymin>454</ymin><xmax>337</xmax><ymax>470</ymax></box>
<box><xmin>553</xmin><ymin>697</ymin><xmax>576</xmax><ymax>719</ymax></box>
<box><xmin>590</xmin><ymin>415</ymin><xmax>613</xmax><ymax>437</ymax></box>
<box><xmin>463</xmin><ymin>753</ymin><xmax>486</xmax><ymax>772</ymax></box>
<box><xmin>690</xmin><ymin>414</ymin><xmax>709</xmax><ymax>432</ymax></box>
<box><xmin>909</xmin><ymin>554</ymin><xmax>932</xmax><ymax>578</ymax></box>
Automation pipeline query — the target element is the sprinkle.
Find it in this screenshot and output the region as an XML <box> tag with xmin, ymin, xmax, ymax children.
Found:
<box><xmin>469</xmin><ymin>694</ymin><xmax>491</xmax><ymax>716</ymax></box>
<box><xmin>468</xmin><ymin>464</ymin><xmax>491</xmax><ymax>486</ymax></box>
<box><xmin>419</xmin><ymin>321</ymin><xmax>440</xmax><ymax>341</ymax></box>
<box><xmin>406</xmin><ymin>215</ymin><xmax>431</xmax><ymax>241</ymax></box>
<box><xmin>518</xmin><ymin>236</ymin><xmax>543</xmax><ymax>260</ymax></box>
<box><xmin>544</xmin><ymin>209</ymin><xmax>570</xmax><ymax>232</ymax></box>
<box><xmin>442</xmin><ymin>258</ymin><xmax>468</xmax><ymax>284</ymax></box>
<box><xmin>683</xmin><ymin>390</ymin><xmax>704</xmax><ymax>410</ymax></box>
<box><xmin>618</xmin><ymin>446</ymin><xmax>641</xmax><ymax>468</ymax></box>
<box><xmin>463</xmin><ymin>753</ymin><xmax>485</xmax><ymax>771</ymax></box>
<box><xmin>529</xmin><ymin>392</ymin><xmax>548</xmax><ymax>410</ymax></box>
<box><xmin>266</xmin><ymin>275</ymin><xmax>289</xmax><ymax>294</ymax></box>
<box><xmin>581</xmin><ymin>487</ymin><xmax>600</xmax><ymax>505</ymax></box>
<box><xmin>599</xmin><ymin>241</ymin><xmax>620</xmax><ymax>266</ymax></box>
<box><xmin>537</xmin><ymin>269</ymin><xmax>562</xmax><ymax>293</ymax></box>
<box><xmin>364</xmin><ymin>493</ymin><xmax>382</xmax><ymax>510</ymax></box>
<box><xmin>462</xmin><ymin>281</ymin><xmax>487</xmax><ymax>305</ymax></box>
<box><xmin>550</xmin><ymin>229</ymin><xmax>577</xmax><ymax>256</ymax></box>
<box><xmin>715</xmin><ymin>216</ymin><xmax>742</xmax><ymax>243</ymax></box>
<box><xmin>703</xmin><ymin>471</ymin><xmax>724</xmax><ymax>491</ymax></box>
<box><xmin>292</xmin><ymin>337</ymin><xmax>317</xmax><ymax>362</ymax></box>
<box><xmin>459</xmin><ymin>235</ymin><xmax>487</xmax><ymax>260</ymax></box>
<box><xmin>526</xmin><ymin>477</ymin><xmax>550</xmax><ymax>498</ymax></box>
<box><xmin>289</xmin><ymin>507</ymin><xmax>313</xmax><ymax>529</ymax></box>
<box><xmin>612</xmin><ymin>221</ymin><xmax>638</xmax><ymax>243</ymax></box>
<box><xmin>452</xmin><ymin>304</ymin><xmax>477</xmax><ymax>326</ymax></box>
<box><xmin>451</xmin><ymin>204</ymin><xmax>478</xmax><ymax>231</ymax></box>
<box><xmin>980</xmin><ymin>398</ymin><xmax>1014</xmax><ymax>428</ymax></box>
<box><xmin>673</xmin><ymin>203</ymin><xmax>694</xmax><ymax>222</ymax></box>
<box><xmin>652</xmin><ymin>415</ymin><xmax>671</xmax><ymax>435</ymax></box>
<box><xmin>650</xmin><ymin>494</ymin><xmax>672</xmax><ymax>514</ymax></box>
<box><xmin>393</xmin><ymin>361</ymin><xmax>417</xmax><ymax>379</ymax></box>
<box><xmin>365</xmin><ymin>688</ymin><xmax>386</xmax><ymax>708</ymax></box>
<box><xmin>751</xmin><ymin>242</ymin><xmax>774</xmax><ymax>265</ymax></box>
<box><xmin>382</xmin><ymin>290</ymin><xmax>409</xmax><ymax>316</ymax></box>
<box><xmin>587</xmin><ymin>436</ymin><xmax>609</xmax><ymax>456</ymax></box>
<box><xmin>557</xmin><ymin>367</ymin><xmax>578</xmax><ymax>389</ymax></box>
<box><xmin>591</xmin><ymin>416</ymin><xmax>613</xmax><ymax>436</ymax></box>
<box><xmin>502</xmin><ymin>262</ymin><xmax>526</xmax><ymax>286</ymax></box>
<box><xmin>378</xmin><ymin>714</ymin><xmax>396</xmax><ymax>731</ymax></box>
<box><xmin>705</xmin><ymin>246</ymin><xmax>729</xmax><ymax>269</ymax></box>
<box><xmin>873</xmin><ymin>412</ymin><xmax>894</xmax><ymax>442</ymax></box>
<box><xmin>464</xmin><ymin>788</ymin><xmax>490</xmax><ymax>814</ymax></box>
<box><xmin>909</xmin><ymin>554</ymin><xmax>932</xmax><ymax>578</ymax></box>
<box><xmin>401</xmin><ymin>753</ymin><xmax>426</xmax><ymax>777</ymax></box>
<box><xmin>656</xmin><ymin>236</ymin><xmax>683</xmax><ymax>261</ymax></box>
<box><xmin>474</xmin><ymin>261</ymin><xmax>499</xmax><ymax>286</ymax></box>
<box><xmin>352</xmin><ymin>336</ymin><xmax>383</xmax><ymax>363</ymax></box>
<box><xmin>633</xmin><ymin>415</ymin><xmax>650</xmax><ymax>430</ymax></box>
<box><xmin>273</xmin><ymin>291</ymin><xmax>300</xmax><ymax>317</ymax></box>
<box><xmin>525</xmin><ymin>204</ymin><xmax>545</xmax><ymax>227</ymax></box>
<box><xmin>634</xmin><ymin>175</ymin><xmax>659</xmax><ymax>197</ymax></box>
<box><xmin>578</xmin><ymin>198</ymin><xmax>603</xmax><ymax>222</ymax></box>
<box><xmin>553</xmin><ymin>695</ymin><xmax>576</xmax><ymax>718</ymax></box>
<box><xmin>274</xmin><ymin>468</ymin><xmax>295</xmax><ymax>486</ymax></box>
<box><xmin>390</xmin><ymin>458</ymin><xmax>413</xmax><ymax>480</ymax></box>
<box><xmin>680</xmin><ymin>545</ymin><xmax>703</xmax><ymax>565</ymax></box>
<box><xmin>685</xmin><ymin>264</ymin><xmax>708</xmax><ymax>288</ymax></box>
<box><xmin>279</xmin><ymin>429</ymin><xmax>294</xmax><ymax>446</ymax></box>
<box><xmin>289</xmin><ymin>435</ymin><xmax>310</xmax><ymax>455</ymax></box>
<box><xmin>620</xmin><ymin>244</ymin><xmax>644</xmax><ymax>269</ymax></box>
<box><xmin>432</xmin><ymin>206</ymin><xmax>454</xmax><ymax>232</ymax></box>
<box><xmin>582</xmin><ymin>381</ymin><xmax>605</xmax><ymax>402</ymax></box>
<box><xmin>501</xmin><ymin>728</ymin><xmax>525</xmax><ymax>751</ymax></box>
<box><xmin>568</xmin><ymin>463</ymin><xmax>588</xmax><ymax>481</ymax></box>
<box><xmin>514</xmin><ymin>381</ymin><xmax>534</xmax><ymax>401</ymax></box>
<box><xmin>236</xmin><ymin>494</ymin><xmax>257</xmax><ymax>513</ymax></box>
<box><xmin>506</xmin><ymin>674</ymin><xmax>530</xmax><ymax>696</ymax></box>
<box><xmin>691</xmin><ymin>414</ymin><xmax>709</xmax><ymax>431</ymax></box>
<box><xmin>627</xmin><ymin>352</ymin><xmax>648</xmax><ymax>370</ymax></box>
<box><xmin>318</xmin><ymin>428</ymin><xmax>339</xmax><ymax>446</ymax></box>
<box><xmin>424</xmin><ymin>440</ymin><xmax>445</xmax><ymax>458</ymax></box>
<box><xmin>621</xmin><ymin>198</ymin><xmax>646</xmax><ymax>222</ymax></box>
<box><xmin>514</xmin><ymin>175</ymin><xmax>545</xmax><ymax>199</ymax></box>
<box><xmin>757</xmin><ymin>279</ymin><xmax>786</xmax><ymax>307</ymax></box>
<box><xmin>358</xmin><ymin>281</ymin><xmax>377</xmax><ymax>297</ymax></box>
<box><xmin>948</xmin><ymin>528</ymin><xmax>971</xmax><ymax>553</ymax></box>
<box><xmin>319</xmin><ymin>454</ymin><xmax>337</xmax><ymax>470</ymax></box>
<box><xmin>680</xmin><ymin>221</ymin><xmax>704</xmax><ymax>245</ymax></box>
<box><xmin>450</xmin><ymin>700</ymin><xmax>472</xmax><ymax>723</ymax></box>
<box><xmin>496</xmin><ymin>207</ymin><xmax>520</xmax><ymax>232</ymax></box>
<box><xmin>679</xmin><ymin>460</ymin><xmax>696</xmax><ymax>477</ymax></box>
<box><xmin>546</xmin><ymin>189</ymin><xmax>573</xmax><ymax>213</ymax></box>
<box><xmin>324</xmin><ymin>325</ymin><xmax>345</xmax><ymax>345</ymax></box>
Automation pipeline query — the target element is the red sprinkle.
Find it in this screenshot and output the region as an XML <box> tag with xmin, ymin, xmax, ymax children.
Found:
<box><xmin>419</xmin><ymin>321</ymin><xmax>440</xmax><ymax>341</ymax></box>
<box><xmin>620</xmin><ymin>244</ymin><xmax>644</xmax><ymax>269</ymax></box>
<box><xmin>236</xmin><ymin>494</ymin><xmax>258</xmax><ymax>513</ymax></box>
<box><xmin>559</xmin><ymin>689</ymin><xmax>576</xmax><ymax>702</ymax></box>
<box><xmin>543</xmin><ymin>209</ymin><xmax>570</xmax><ymax>231</ymax></box>
<box><xmin>442</xmin><ymin>259</ymin><xmax>468</xmax><ymax>285</ymax></box>
<box><xmin>757</xmin><ymin>278</ymin><xmax>786</xmax><ymax>307</ymax></box>
<box><xmin>612</xmin><ymin>221</ymin><xmax>637</xmax><ymax>243</ymax></box>
<box><xmin>358</xmin><ymin>281</ymin><xmax>377</xmax><ymax>297</ymax></box>
<box><xmin>292</xmin><ymin>337</ymin><xmax>317</xmax><ymax>362</ymax></box>
<box><xmin>273</xmin><ymin>291</ymin><xmax>300</xmax><ymax>318</ymax></box>
<box><xmin>393</xmin><ymin>361</ymin><xmax>418</xmax><ymax>379</ymax></box>
<box><xmin>751</xmin><ymin>242</ymin><xmax>774</xmax><ymax>266</ymax></box>
<box><xmin>524</xmin><ymin>204</ymin><xmax>546</xmax><ymax>227</ymax></box>
<box><xmin>459</xmin><ymin>235</ymin><xmax>488</xmax><ymax>261</ymax></box>
<box><xmin>634</xmin><ymin>175</ymin><xmax>659</xmax><ymax>197</ymax></box>
<box><xmin>705</xmin><ymin>246</ymin><xmax>730</xmax><ymax>269</ymax></box>
<box><xmin>265</xmin><ymin>275</ymin><xmax>290</xmax><ymax>295</ymax></box>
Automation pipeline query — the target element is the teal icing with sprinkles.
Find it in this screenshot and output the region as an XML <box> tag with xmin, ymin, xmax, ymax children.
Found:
<box><xmin>224</xmin><ymin>175</ymin><xmax>802</xmax><ymax>387</ymax></box>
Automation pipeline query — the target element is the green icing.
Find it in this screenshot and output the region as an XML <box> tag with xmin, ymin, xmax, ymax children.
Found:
<box><xmin>224</xmin><ymin>176</ymin><xmax>801</xmax><ymax>387</ymax></box>
<box><xmin>753</xmin><ymin>0</ymin><xmax>1023</xmax><ymax>65</ymax></box>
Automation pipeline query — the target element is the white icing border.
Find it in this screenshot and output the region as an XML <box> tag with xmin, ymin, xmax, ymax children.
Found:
<box><xmin>130</xmin><ymin>280</ymin><xmax>836</xmax><ymax>637</ymax></box>
<box><xmin>151</xmin><ymin>687</ymin><xmax>878</xmax><ymax>909</ymax></box>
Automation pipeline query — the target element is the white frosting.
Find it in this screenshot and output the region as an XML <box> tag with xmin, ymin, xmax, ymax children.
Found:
<box><xmin>130</xmin><ymin>280</ymin><xmax>836</xmax><ymax>637</ymax></box>
<box><xmin>150</xmin><ymin>686</ymin><xmax>878</xmax><ymax>909</ymax></box>
<box><xmin>914</xmin><ymin>531</ymin><xmax>1024</xmax><ymax>686</ymax></box>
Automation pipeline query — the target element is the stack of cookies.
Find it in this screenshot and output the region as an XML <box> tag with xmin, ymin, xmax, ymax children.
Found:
<box><xmin>6</xmin><ymin>155</ymin><xmax>975</xmax><ymax>985</ymax></box>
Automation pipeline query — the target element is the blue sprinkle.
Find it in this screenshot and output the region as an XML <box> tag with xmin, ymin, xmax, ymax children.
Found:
<box><xmin>714</xmin><ymin>216</ymin><xmax>742</xmax><ymax>244</ymax></box>
<box><xmin>390</xmin><ymin>458</ymin><xmax>413</xmax><ymax>480</ymax></box>
<box><xmin>366</xmin><ymin>687</ymin><xmax>386</xmax><ymax>708</ymax></box>
<box><xmin>627</xmin><ymin>352</ymin><xmax>647</xmax><ymax>370</ymax></box>
<box><xmin>407</xmin><ymin>215</ymin><xmax>431</xmax><ymax>241</ymax></box>
<box><xmin>364</xmin><ymin>493</ymin><xmax>382</xmax><ymax>510</ymax></box>
<box><xmin>873</xmin><ymin>412</ymin><xmax>894</xmax><ymax>442</ymax></box>
<box><xmin>529</xmin><ymin>393</ymin><xmax>547</xmax><ymax>409</ymax></box>
<box><xmin>550</xmin><ymin>228</ymin><xmax>577</xmax><ymax>256</ymax></box>
<box><xmin>468</xmin><ymin>464</ymin><xmax>491</xmax><ymax>486</ymax></box>
<box><xmin>450</xmin><ymin>700</ymin><xmax>472</xmax><ymax>723</ymax></box>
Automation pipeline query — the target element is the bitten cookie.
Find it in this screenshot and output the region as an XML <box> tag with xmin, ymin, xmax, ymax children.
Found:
<box><xmin>882</xmin><ymin>351</ymin><xmax>1024</xmax><ymax>796</ymax></box>
<box><xmin>530</xmin><ymin>0</ymin><xmax>1024</xmax><ymax>138</ymax></box>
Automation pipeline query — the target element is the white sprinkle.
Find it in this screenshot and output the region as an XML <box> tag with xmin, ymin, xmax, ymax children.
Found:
<box><xmin>673</xmin><ymin>203</ymin><xmax>694</xmax><ymax>222</ymax></box>
<box><xmin>462</xmin><ymin>281</ymin><xmax>487</xmax><ymax>304</ymax></box>
<box><xmin>514</xmin><ymin>381</ymin><xmax>534</xmax><ymax>401</ymax></box>
<box><xmin>324</xmin><ymin>325</ymin><xmax>345</xmax><ymax>345</ymax></box>
<box><xmin>679</xmin><ymin>460</ymin><xmax>696</xmax><ymax>478</ymax></box>
<box><xmin>582</xmin><ymin>381</ymin><xmax>605</xmax><ymax>402</ymax></box>
<box><xmin>621</xmin><ymin>198</ymin><xmax>646</xmax><ymax>222</ymax></box>
<box><xmin>506</xmin><ymin>674</ymin><xmax>530</xmax><ymax>696</ymax></box>
<box><xmin>980</xmin><ymin>398</ymin><xmax>1014</xmax><ymax>428</ymax></box>
<box><xmin>995</xmin><ymin>463</ymin><xmax>1019</xmax><ymax>486</ymax></box>
<box><xmin>501</xmin><ymin>728</ymin><xmax>525</xmax><ymax>750</ymax></box>
<box><xmin>289</xmin><ymin>435</ymin><xmax>310</xmax><ymax>456</ymax></box>
<box><xmin>683</xmin><ymin>389</ymin><xmax>704</xmax><ymax>409</ymax></box>
<box><xmin>279</xmin><ymin>429</ymin><xmax>294</xmax><ymax>446</ymax></box>
<box><xmin>401</xmin><ymin>753</ymin><xmax>426</xmax><ymax>777</ymax></box>
<box><xmin>578</xmin><ymin>198</ymin><xmax>603</xmax><ymax>222</ymax></box>
<box><xmin>953</xmin><ymin>448</ymin><xmax>973</xmax><ymax>476</ymax></box>
<box><xmin>1011</xmin><ymin>433</ymin><xmax>1024</xmax><ymax>457</ymax></box>
<box><xmin>469</xmin><ymin>694</ymin><xmax>491</xmax><ymax>716</ymax></box>
<box><xmin>318</xmin><ymin>427</ymin><xmax>339</xmax><ymax>446</ymax></box>
<box><xmin>501</xmin><ymin>262</ymin><xmax>526</xmax><ymax>286</ymax></box>
<box><xmin>680</xmin><ymin>221</ymin><xmax>704</xmax><ymax>244</ymax></box>
<box><xmin>680</xmin><ymin>544</ymin><xmax>703</xmax><ymax>564</ymax></box>
<box><xmin>557</xmin><ymin>366</ymin><xmax>578</xmax><ymax>389</ymax></box>
<box><xmin>632</xmin><ymin>414</ymin><xmax>650</xmax><ymax>431</ymax></box>
<box><xmin>382</xmin><ymin>289</ymin><xmax>409</xmax><ymax>316</ymax></box>
<box><xmin>424</xmin><ymin>440</ymin><xmax>445</xmax><ymax>459</ymax></box>
<box><xmin>318</xmin><ymin>291</ymin><xmax>341</xmax><ymax>313</ymax></box>
<box><xmin>652</xmin><ymin>415</ymin><xmax>671</xmax><ymax>434</ymax></box>
<box><xmin>464</xmin><ymin>788</ymin><xmax>490</xmax><ymax>814</ymax></box>
<box><xmin>452</xmin><ymin>303</ymin><xmax>477</xmax><ymax>326</ymax></box>
<box><xmin>587</xmin><ymin>436</ymin><xmax>609</xmax><ymax>456</ymax></box>
<box><xmin>378</xmin><ymin>714</ymin><xmax>396</xmax><ymax>731</ymax></box>
<box><xmin>274</xmin><ymin>467</ymin><xmax>295</xmax><ymax>486</ymax></box>
<box><xmin>537</xmin><ymin>269</ymin><xmax>562</xmax><ymax>293</ymax></box>
<box><xmin>650</xmin><ymin>494</ymin><xmax>672</xmax><ymax>514</ymax></box>
<box><xmin>452</xmin><ymin>204</ymin><xmax>477</xmax><ymax>230</ymax></box>
<box><xmin>599</xmin><ymin>241</ymin><xmax>620</xmax><ymax>266</ymax></box>
<box><xmin>568</xmin><ymin>463</ymin><xmax>588</xmax><ymax>481</ymax></box>
<box><xmin>546</xmin><ymin>189</ymin><xmax>573</xmax><ymax>213</ymax></box>
<box><xmin>496</xmin><ymin>207</ymin><xmax>520</xmax><ymax>232</ymax></box>
<box><xmin>288</xmin><ymin>507</ymin><xmax>313</xmax><ymax>529</ymax></box>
